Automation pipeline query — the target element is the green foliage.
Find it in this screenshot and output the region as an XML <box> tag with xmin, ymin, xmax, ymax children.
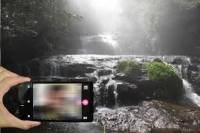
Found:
<box><xmin>1</xmin><ymin>0</ymin><xmax>83</xmax><ymax>63</ymax></box>
<box><xmin>1</xmin><ymin>0</ymin><xmax>82</xmax><ymax>44</ymax></box>
<box><xmin>147</xmin><ymin>62</ymin><xmax>183</xmax><ymax>100</ymax></box>
<box><xmin>116</xmin><ymin>60</ymin><xmax>141</xmax><ymax>81</ymax></box>
<box><xmin>116</xmin><ymin>61</ymin><xmax>129</xmax><ymax>73</ymax></box>
<box><xmin>147</xmin><ymin>62</ymin><xmax>176</xmax><ymax>82</ymax></box>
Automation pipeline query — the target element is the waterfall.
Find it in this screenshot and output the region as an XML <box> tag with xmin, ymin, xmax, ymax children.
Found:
<box><xmin>182</xmin><ymin>79</ymin><xmax>200</xmax><ymax>107</ymax></box>
<box><xmin>171</xmin><ymin>60</ymin><xmax>200</xmax><ymax>108</ymax></box>
<box><xmin>113</xmin><ymin>81</ymin><xmax>118</xmax><ymax>108</ymax></box>
<box><xmin>50</xmin><ymin>62</ymin><xmax>61</xmax><ymax>76</ymax></box>
<box><xmin>80</xmin><ymin>33</ymin><xmax>122</xmax><ymax>54</ymax></box>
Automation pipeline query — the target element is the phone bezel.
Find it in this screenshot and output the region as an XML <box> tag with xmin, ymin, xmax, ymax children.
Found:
<box><xmin>19</xmin><ymin>81</ymin><xmax>93</xmax><ymax>122</ymax></box>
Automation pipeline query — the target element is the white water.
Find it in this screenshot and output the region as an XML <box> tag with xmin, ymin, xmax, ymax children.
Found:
<box><xmin>170</xmin><ymin>59</ymin><xmax>200</xmax><ymax>108</ymax></box>
<box><xmin>183</xmin><ymin>79</ymin><xmax>200</xmax><ymax>107</ymax></box>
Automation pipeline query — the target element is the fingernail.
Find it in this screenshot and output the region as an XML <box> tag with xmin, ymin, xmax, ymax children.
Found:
<box><xmin>32</xmin><ymin>122</ymin><xmax>41</xmax><ymax>126</ymax></box>
<box><xmin>24</xmin><ymin>77</ymin><xmax>31</xmax><ymax>81</ymax></box>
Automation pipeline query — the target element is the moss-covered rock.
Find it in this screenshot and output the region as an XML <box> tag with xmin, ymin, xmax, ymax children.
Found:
<box><xmin>147</xmin><ymin>62</ymin><xmax>183</xmax><ymax>100</ymax></box>
<box><xmin>116</xmin><ymin>60</ymin><xmax>141</xmax><ymax>82</ymax></box>
<box><xmin>153</xmin><ymin>58</ymin><xmax>163</xmax><ymax>63</ymax></box>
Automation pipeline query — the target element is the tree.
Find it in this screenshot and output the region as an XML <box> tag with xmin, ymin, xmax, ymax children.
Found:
<box><xmin>1</xmin><ymin>0</ymin><xmax>82</xmax><ymax>66</ymax></box>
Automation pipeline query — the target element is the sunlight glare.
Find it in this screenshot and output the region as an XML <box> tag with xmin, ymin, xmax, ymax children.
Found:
<box><xmin>100</xmin><ymin>34</ymin><xmax>118</xmax><ymax>49</ymax></box>
<box><xmin>90</xmin><ymin>0</ymin><xmax>121</xmax><ymax>12</ymax></box>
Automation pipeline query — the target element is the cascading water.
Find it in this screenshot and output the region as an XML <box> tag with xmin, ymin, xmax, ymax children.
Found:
<box><xmin>182</xmin><ymin>79</ymin><xmax>200</xmax><ymax>107</ymax></box>
<box><xmin>111</xmin><ymin>80</ymin><xmax>118</xmax><ymax>108</ymax></box>
<box><xmin>80</xmin><ymin>33</ymin><xmax>122</xmax><ymax>54</ymax></box>
<box><xmin>50</xmin><ymin>62</ymin><xmax>61</xmax><ymax>76</ymax></box>
<box><xmin>171</xmin><ymin>58</ymin><xmax>200</xmax><ymax>108</ymax></box>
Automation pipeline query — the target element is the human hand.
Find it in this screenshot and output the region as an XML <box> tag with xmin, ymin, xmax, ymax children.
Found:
<box><xmin>0</xmin><ymin>67</ymin><xmax>41</xmax><ymax>130</ymax></box>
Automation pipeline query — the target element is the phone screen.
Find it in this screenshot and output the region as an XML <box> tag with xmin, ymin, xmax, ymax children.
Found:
<box><xmin>18</xmin><ymin>82</ymin><xmax>93</xmax><ymax>122</ymax></box>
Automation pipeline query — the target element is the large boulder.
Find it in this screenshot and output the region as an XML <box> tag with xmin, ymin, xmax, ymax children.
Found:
<box><xmin>136</xmin><ymin>75</ymin><xmax>161</xmax><ymax>100</ymax></box>
<box><xmin>116</xmin><ymin>82</ymin><xmax>139</xmax><ymax>106</ymax></box>
<box><xmin>147</xmin><ymin>62</ymin><xmax>183</xmax><ymax>101</ymax></box>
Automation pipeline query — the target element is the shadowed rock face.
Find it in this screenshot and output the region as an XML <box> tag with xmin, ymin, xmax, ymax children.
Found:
<box><xmin>3</xmin><ymin>55</ymin><xmax>200</xmax><ymax>133</ymax></box>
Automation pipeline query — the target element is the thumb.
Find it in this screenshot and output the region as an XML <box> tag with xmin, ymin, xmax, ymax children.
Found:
<box><xmin>17</xmin><ymin>121</ymin><xmax>41</xmax><ymax>130</ymax></box>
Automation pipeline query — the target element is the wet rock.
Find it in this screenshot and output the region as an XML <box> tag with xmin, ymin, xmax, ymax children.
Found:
<box><xmin>97</xmin><ymin>68</ymin><xmax>112</xmax><ymax>77</ymax></box>
<box><xmin>94</xmin><ymin>100</ymin><xmax>200</xmax><ymax>133</ymax></box>
<box><xmin>136</xmin><ymin>75</ymin><xmax>164</xmax><ymax>100</ymax></box>
<box><xmin>153</xmin><ymin>58</ymin><xmax>163</xmax><ymax>63</ymax></box>
<box><xmin>86</xmin><ymin>67</ymin><xmax>96</xmax><ymax>73</ymax></box>
<box><xmin>113</xmin><ymin>73</ymin><xmax>126</xmax><ymax>81</ymax></box>
<box><xmin>114</xmin><ymin>75</ymin><xmax>170</xmax><ymax>104</ymax></box>
<box><xmin>188</xmin><ymin>64</ymin><xmax>199</xmax><ymax>72</ymax></box>
<box><xmin>116</xmin><ymin>82</ymin><xmax>139</xmax><ymax>106</ymax></box>
<box><xmin>29</xmin><ymin>59</ymin><xmax>96</xmax><ymax>77</ymax></box>
<box><xmin>190</xmin><ymin>56</ymin><xmax>200</xmax><ymax>64</ymax></box>
<box><xmin>100</xmin><ymin>77</ymin><xmax>110</xmax><ymax>85</ymax></box>
<box><xmin>189</xmin><ymin>71</ymin><xmax>199</xmax><ymax>82</ymax></box>
<box><xmin>171</xmin><ymin>57</ymin><xmax>188</xmax><ymax>65</ymax></box>
<box><xmin>89</xmin><ymin>76</ymin><xmax>98</xmax><ymax>83</ymax></box>
<box><xmin>60</xmin><ymin>63</ymin><xmax>95</xmax><ymax>77</ymax></box>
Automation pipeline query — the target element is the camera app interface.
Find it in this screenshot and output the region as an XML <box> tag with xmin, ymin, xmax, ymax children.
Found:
<box><xmin>33</xmin><ymin>83</ymin><xmax>82</xmax><ymax>121</ymax></box>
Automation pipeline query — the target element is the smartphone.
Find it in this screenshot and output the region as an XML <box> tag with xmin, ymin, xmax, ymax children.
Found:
<box><xmin>18</xmin><ymin>81</ymin><xmax>93</xmax><ymax>122</ymax></box>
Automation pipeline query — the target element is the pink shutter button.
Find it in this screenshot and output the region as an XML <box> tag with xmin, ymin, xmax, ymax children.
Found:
<box><xmin>82</xmin><ymin>99</ymin><xmax>89</xmax><ymax>106</ymax></box>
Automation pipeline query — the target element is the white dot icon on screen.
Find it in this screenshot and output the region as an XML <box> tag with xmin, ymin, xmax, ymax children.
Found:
<box><xmin>27</xmin><ymin>85</ymin><xmax>30</xmax><ymax>88</ymax></box>
<box><xmin>27</xmin><ymin>115</ymin><xmax>30</xmax><ymax>118</ymax></box>
<box><xmin>27</xmin><ymin>100</ymin><xmax>30</xmax><ymax>103</ymax></box>
<box><xmin>83</xmin><ymin>85</ymin><xmax>88</xmax><ymax>90</ymax></box>
<box><xmin>83</xmin><ymin>116</ymin><xmax>87</xmax><ymax>120</ymax></box>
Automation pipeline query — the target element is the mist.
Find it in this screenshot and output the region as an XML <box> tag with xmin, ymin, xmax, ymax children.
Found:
<box><xmin>2</xmin><ymin>0</ymin><xmax>200</xmax><ymax>64</ymax></box>
<box><xmin>64</xmin><ymin>0</ymin><xmax>200</xmax><ymax>55</ymax></box>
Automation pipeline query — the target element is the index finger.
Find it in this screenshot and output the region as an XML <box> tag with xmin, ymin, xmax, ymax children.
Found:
<box><xmin>0</xmin><ymin>70</ymin><xmax>19</xmax><ymax>82</ymax></box>
<box><xmin>0</xmin><ymin>76</ymin><xmax>30</xmax><ymax>100</ymax></box>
